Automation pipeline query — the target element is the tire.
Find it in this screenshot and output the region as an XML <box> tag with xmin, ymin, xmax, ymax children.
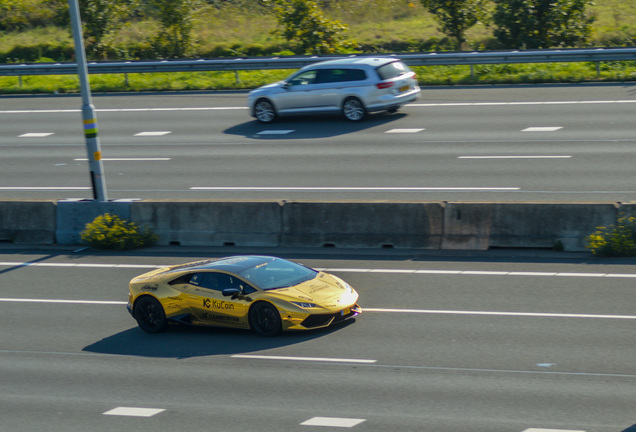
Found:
<box><xmin>133</xmin><ymin>296</ymin><xmax>168</xmax><ymax>333</ymax></box>
<box><xmin>342</xmin><ymin>97</ymin><xmax>366</xmax><ymax>122</ymax></box>
<box><xmin>248</xmin><ymin>302</ymin><xmax>282</xmax><ymax>336</ymax></box>
<box><xmin>254</xmin><ymin>99</ymin><xmax>277</xmax><ymax>123</ymax></box>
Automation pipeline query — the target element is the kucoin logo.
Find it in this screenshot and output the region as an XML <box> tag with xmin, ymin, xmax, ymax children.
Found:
<box><xmin>203</xmin><ymin>298</ymin><xmax>235</xmax><ymax>310</ymax></box>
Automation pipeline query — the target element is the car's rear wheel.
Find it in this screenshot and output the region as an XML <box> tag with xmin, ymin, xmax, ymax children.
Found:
<box><xmin>342</xmin><ymin>97</ymin><xmax>366</xmax><ymax>122</ymax></box>
<box><xmin>249</xmin><ymin>302</ymin><xmax>282</xmax><ymax>336</ymax></box>
<box><xmin>254</xmin><ymin>99</ymin><xmax>277</xmax><ymax>123</ymax></box>
<box><xmin>134</xmin><ymin>296</ymin><xmax>168</xmax><ymax>333</ymax></box>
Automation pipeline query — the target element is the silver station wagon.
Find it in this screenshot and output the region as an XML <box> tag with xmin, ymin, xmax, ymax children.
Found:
<box><xmin>248</xmin><ymin>57</ymin><xmax>421</xmax><ymax>123</ymax></box>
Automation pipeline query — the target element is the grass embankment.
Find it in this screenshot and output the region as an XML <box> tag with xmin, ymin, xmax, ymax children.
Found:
<box><xmin>1</xmin><ymin>0</ymin><xmax>636</xmax><ymax>94</ymax></box>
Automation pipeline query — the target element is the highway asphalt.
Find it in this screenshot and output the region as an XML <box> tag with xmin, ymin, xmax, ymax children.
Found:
<box><xmin>1</xmin><ymin>246</ymin><xmax>635</xmax><ymax>432</ymax></box>
<box><xmin>2</xmin><ymin>83</ymin><xmax>636</xmax><ymax>201</ymax></box>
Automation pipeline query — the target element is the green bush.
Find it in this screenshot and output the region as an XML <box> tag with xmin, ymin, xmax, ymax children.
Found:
<box><xmin>80</xmin><ymin>213</ymin><xmax>158</xmax><ymax>250</ymax></box>
<box><xmin>586</xmin><ymin>213</ymin><xmax>636</xmax><ymax>257</ymax></box>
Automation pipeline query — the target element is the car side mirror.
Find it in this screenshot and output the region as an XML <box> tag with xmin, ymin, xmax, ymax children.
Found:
<box><xmin>282</xmin><ymin>81</ymin><xmax>291</xmax><ymax>89</ymax></box>
<box><xmin>222</xmin><ymin>288</ymin><xmax>242</xmax><ymax>297</ymax></box>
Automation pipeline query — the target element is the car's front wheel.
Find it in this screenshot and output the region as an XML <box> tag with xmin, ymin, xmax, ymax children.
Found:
<box><xmin>254</xmin><ymin>99</ymin><xmax>277</xmax><ymax>123</ymax></box>
<box><xmin>134</xmin><ymin>296</ymin><xmax>168</xmax><ymax>333</ymax></box>
<box><xmin>342</xmin><ymin>97</ymin><xmax>366</xmax><ymax>122</ymax></box>
<box><xmin>249</xmin><ymin>302</ymin><xmax>282</xmax><ymax>336</ymax></box>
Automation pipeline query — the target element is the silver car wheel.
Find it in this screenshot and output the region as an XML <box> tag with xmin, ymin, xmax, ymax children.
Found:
<box><xmin>254</xmin><ymin>99</ymin><xmax>276</xmax><ymax>123</ymax></box>
<box><xmin>343</xmin><ymin>97</ymin><xmax>366</xmax><ymax>122</ymax></box>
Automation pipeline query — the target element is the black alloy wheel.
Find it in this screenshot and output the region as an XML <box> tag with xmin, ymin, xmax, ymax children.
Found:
<box><xmin>134</xmin><ymin>296</ymin><xmax>168</xmax><ymax>333</ymax></box>
<box><xmin>249</xmin><ymin>302</ymin><xmax>282</xmax><ymax>336</ymax></box>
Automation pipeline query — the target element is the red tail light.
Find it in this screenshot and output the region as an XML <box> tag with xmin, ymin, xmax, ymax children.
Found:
<box><xmin>376</xmin><ymin>81</ymin><xmax>394</xmax><ymax>89</ymax></box>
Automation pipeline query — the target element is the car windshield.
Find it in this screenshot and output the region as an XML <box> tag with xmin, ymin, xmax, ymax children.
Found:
<box><xmin>237</xmin><ymin>258</ymin><xmax>317</xmax><ymax>290</ymax></box>
<box><xmin>376</xmin><ymin>61</ymin><xmax>411</xmax><ymax>80</ymax></box>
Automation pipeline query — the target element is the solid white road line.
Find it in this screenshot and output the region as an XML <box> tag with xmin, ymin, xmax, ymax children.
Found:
<box><xmin>2</xmin><ymin>297</ymin><xmax>635</xmax><ymax>320</ymax></box>
<box><xmin>364</xmin><ymin>308</ymin><xmax>636</xmax><ymax>320</ymax></box>
<box><xmin>73</xmin><ymin>158</ymin><xmax>171</xmax><ymax>161</ymax></box>
<box><xmin>190</xmin><ymin>186</ymin><xmax>520</xmax><ymax>191</ymax></box>
<box><xmin>4</xmin><ymin>261</ymin><xmax>636</xmax><ymax>279</ymax></box>
<box><xmin>232</xmin><ymin>354</ymin><xmax>377</xmax><ymax>364</ymax></box>
<box><xmin>458</xmin><ymin>155</ymin><xmax>572</xmax><ymax>159</ymax></box>
<box><xmin>0</xmin><ymin>187</ymin><xmax>91</xmax><ymax>190</ymax></box>
<box><xmin>0</xmin><ymin>298</ymin><xmax>127</xmax><ymax>305</ymax></box>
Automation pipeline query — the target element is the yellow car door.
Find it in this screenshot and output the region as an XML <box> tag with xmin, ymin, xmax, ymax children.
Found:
<box><xmin>184</xmin><ymin>271</ymin><xmax>251</xmax><ymax>328</ymax></box>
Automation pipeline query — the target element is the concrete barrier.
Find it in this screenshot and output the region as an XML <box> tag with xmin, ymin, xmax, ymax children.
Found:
<box><xmin>280</xmin><ymin>201</ymin><xmax>444</xmax><ymax>248</ymax></box>
<box><xmin>56</xmin><ymin>199</ymin><xmax>133</xmax><ymax>245</ymax></box>
<box><xmin>130</xmin><ymin>200</ymin><xmax>282</xmax><ymax>246</ymax></box>
<box><xmin>0</xmin><ymin>200</ymin><xmax>57</xmax><ymax>244</ymax></box>
<box><xmin>0</xmin><ymin>199</ymin><xmax>627</xmax><ymax>250</ymax></box>
<box><xmin>443</xmin><ymin>202</ymin><xmax>619</xmax><ymax>251</ymax></box>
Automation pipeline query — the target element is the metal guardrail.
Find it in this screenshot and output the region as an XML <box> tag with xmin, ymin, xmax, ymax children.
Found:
<box><xmin>1</xmin><ymin>47</ymin><xmax>636</xmax><ymax>76</ymax></box>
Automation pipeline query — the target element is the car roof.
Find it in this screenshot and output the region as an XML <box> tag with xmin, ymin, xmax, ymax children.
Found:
<box><xmin>174</xmin><ymin>255</ymin><xmax>277</xmax><ymax>274</ymax></box>
<box><xmin>304</xmin><ymin>57</ymin><xmax>399</xmax><ymax>69</ymax></box>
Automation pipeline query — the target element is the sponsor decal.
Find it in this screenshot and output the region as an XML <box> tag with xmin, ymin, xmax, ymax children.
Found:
<box><xmin>203</xmin><ymin>298</ymin><xmax>235</xmax><ymax>310</ymax></box>
<box><xmin>201</xmin><ymin>312</ymin><xmax>239</xmax><ymax>322</ymax></box>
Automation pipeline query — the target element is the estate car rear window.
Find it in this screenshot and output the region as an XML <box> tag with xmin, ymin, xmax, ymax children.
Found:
<box><xmin>376</xmin><ymin>61</ymin><xmax>412</xmax><ymax>80</ymax></box>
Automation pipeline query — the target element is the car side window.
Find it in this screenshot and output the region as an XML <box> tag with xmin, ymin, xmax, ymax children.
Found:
<box><xmin>190</xmin><ymin>272</ymin><xmax>257</xmax><ymax>294</ymax></box>
<box><xmin>288</xmin><ymin>70</ymin><xmax>317</xmax><ymax>86</ymax></box>
<box><xmin>317</xmin><ymin>69</ymin><xmax>367</xmax><ymax>84</ymax></box>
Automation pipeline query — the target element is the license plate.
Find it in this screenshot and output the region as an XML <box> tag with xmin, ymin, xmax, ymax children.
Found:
<box><xmin>399</xmin><ymin>85</ymin><xmax>410</xmax><ymax>93</ymax></box>
<box><xmin>341</xmin><ymin>308</ymin><xmax>351</xmax><ymax>316</ymax></box>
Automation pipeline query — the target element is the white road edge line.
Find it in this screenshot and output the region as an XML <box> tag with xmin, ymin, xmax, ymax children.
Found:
<box><xmin>232</xmin><ymin>354</ymin><xmax>377</xmax><ymax>363</ymax></box>
<box><xmin>364</xmin><ymin>308</ymin><xmax>636</xmax><ymax>320</ymax></box>
<box><xmin>459</xmin><ymin>155</ymin><xmax>572</xmax><ymax>159</ymax></box>
<box><xmin>3</xmin><ymin>262</ymin><xmax>636</xmax><ymax>279</ymax></box>
<box><xmin>1</xmin><ymin>298</ymin><xmax>634</xmax><ymax>320</ymax></box>
<box><xmin>0</xmin><ymin>298</ymin><xmax>127</xmax><ymax>305</ymax></box>
<box><xmin>190</xmin><ymin>187</ymin><xmax>520</xmax><ymax>191</ymax></box>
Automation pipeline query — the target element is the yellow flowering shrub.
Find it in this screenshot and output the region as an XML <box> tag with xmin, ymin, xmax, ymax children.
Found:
<box><xmin>586</xmin><ymin>213</ymin><xmax>636</xmax><ymax>257</ymax></box>
<box><xmin>80</xmin><ymin>213</ymin><xmax>158</xmax><ymax>250</ymax></box>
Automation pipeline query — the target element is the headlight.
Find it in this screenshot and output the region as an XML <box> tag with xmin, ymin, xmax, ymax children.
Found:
<box><xmin>290</xmin><ymin>301</ymin><xmax>317</xmax><ymax>308</ymax></box>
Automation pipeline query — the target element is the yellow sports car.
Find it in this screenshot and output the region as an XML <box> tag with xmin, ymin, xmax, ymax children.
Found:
<box><xmin>127</xmin><ymin>256</ymin><xmax>361</xmax><ymax>336</ymax></box>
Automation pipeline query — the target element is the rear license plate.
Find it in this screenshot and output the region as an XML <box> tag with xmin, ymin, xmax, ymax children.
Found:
<box><xmin>341</xmin><ymin>308</ymin><xmax>351</xmax><ymax>316</ymax></box>
<box><xmin>399</xmin><ymin>85</ymin><xmax>410</xmax><ymax>93</ymax></box>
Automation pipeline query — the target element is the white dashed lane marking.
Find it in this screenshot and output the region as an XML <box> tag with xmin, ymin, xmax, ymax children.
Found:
<box><xmin>134</xmin><ymin>131</ymin><xmax>172</xmax><ymax>136</ymax></box>
<box><xmin>19</xmin><ymin>133</ymin><xmax>54</xmax><ymax>138</ymax></box>
<box><xmin>256</xmin><ymin>130</ymin><xmax>295</xmax><ymax>135</ymax></box>
<box><xmin>232</xmin><ymin>354</ymin><xmax>377</xmax><ymax>364</ymax></box>
<box><xmin>301</xmin><ymin>417</ymin><xmax>366</xmax><ymax>428</ymax></box>
<box><xmin>385</xmin><ymin>128</ymin><xmax>425</xmax><ymax>133</ymax></box>
<box><xmin>522</xmin><ymin>127</ymin><xmax>563</xmax><ymax>132</ymax></box>
<box><xmin>103</xmin><ymin>407</ymin><xmax>165</xmax><ymax>417</ymax></box>
<box><xmin>523</xmin><ymin>429</ymin><xmax>586</xmax><ymax>432</ymax></box>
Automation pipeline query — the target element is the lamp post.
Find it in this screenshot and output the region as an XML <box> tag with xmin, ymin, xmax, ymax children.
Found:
<box><xmin>68</xmin><ymin>0</ymin><xmax>108</xmax><ymax>202</ymax></box>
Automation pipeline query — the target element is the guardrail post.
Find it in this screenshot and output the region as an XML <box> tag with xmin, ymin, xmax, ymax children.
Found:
<box><xmin>18</xmin><ymin>76</ymin><xmax>22</xmax><ymax>87</ymax></box>
<box><xmin>596</xmin><ymin>61</ymin><xmax>601</xmax><ymax>78</ymax></box>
